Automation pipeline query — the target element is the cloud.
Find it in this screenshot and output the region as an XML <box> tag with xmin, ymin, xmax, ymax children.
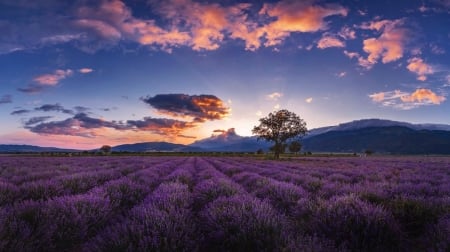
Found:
<box><xmin>17</xmin><ymin>85</ymin><xmax>45</xmax><ymax>94</ymax></box>
<box><xmin>11</xmin><ymin>109</ymin><xmax>31</xmax><ymax>115</ymax></box>
<box><xmin>12</xmin><ymin>105</ymin><xmax>88</xmax><ymax>117</ymax></box>
<box><xmin>266</xmin><ymin>92</ymin><xmax>283</xmax><ymax>101</ymax></box>
<box><xmin>406</xmin><ymin>57</ymin><xmax>434</xmax><ymax>81</ymax></box>
<box><xmin>0</xmin><ymin>95</ymin><xmax>12</xmax><ymax>104</ymax></box>
<box><xmin>317</xmin><ymin>35</ymin><xmax>345</xmax><ymax>49</ymax></box>
<box><xmin>40</xmin><ymin>34</ymin><xmax>83</xmax><ymax>44</ymax></box>
<box><xmin>25</xmin><ymin>117</ymin><xmax>97</xmax><ymax>138</ymax></box>
<box><xmin>35</xmin><ymin>103</ymin><xmax>74</xmax><ymax>114</ymax></box>
<box><xmin>305</xmin><ymin>97</ymin><xmax>313</xmax><ymax>103</ymax></box>
<box><xmin>445</xmin><ymin>75</ymin><xmax>450</xmax><ymax>87</ymax></box>
<box><xmin>338</xmin><ymin>26</ymin><xmax>356</xmax><ymax>40</ymax></box>
<box><xmin>400</xmin><ymin>88</ymin><xmax>445</xmax><ymax>104</ymax></box>
<box><xmin>23</xmin><ymin>116</ymin><xmax>53</xmax><ymax>126</ymax></box>
<box><xmin>33</xmin><ymin>69</ymin><xmax>73</xmax><ymax>86</ymax></box>
<box><xmin>79</xmin><ymin>68</ymin><xmax>94</xmax><ymax>73</ymax></box>
<box><xmin>274</xmin><ymin>104</ymin><xmax>280</xmax><ymax>109</ymax></box>
<box><xmin>430</xmin><ymin>44</ymin><xmax>445</xmax><ymax>55</ymax></box>
<box><xmin>151</xmin><ymin>0</ymin><xmax>253</xmax><ymax>51</ymax></box>
<box><xmin>74</xmin><ymin>106</ymin><xmax>90</xmax><ymax>113</ymax></box>
<box><xmin>1</xmin><ymin>0</ymin><xmax>349</xmax><ymax>53</ymax></box>
<box><xmin>369</xmin><ymin>92</ymin><xmax>386</xmax><ymax>102</ymax></box>
<box><xmin>360</xmin><ymin>19</ymin><xmax>408</xmax><ymax>65</ymax></box>
<box><xmin>336</xmin><ymin>72</ymin><xmax>346</xmax><ymax>78</ymax></box>
<box><xmin>259</xmin><ymin>1</ymin><xmax>348</xmax><ymax>47</ymax></box>
<box><xmin>25</xmin><ymin>111</ymin><xmax>196</xmax><ymax>138</ymax></box>
<box><xmin>141</xmin><ymin>94</ymin><xmax>230</xmax><ymax>122</ymax></box>
<box><xmin>25</xmin><ymin>113</ymin><xmax>126</xmax><ymax>138</ymax></box>
<box><xmin>369</xmin><ymin>88</ymin><xmax>445</xmax><ymax>109</ymax></box>
<box><xmin>343</xmin><ymin>50</ymin><xmax>374</xmax><ymax>70</ymax></box>
<box><xmin>127</xmin><ymin>117</ymin><xmax>195</xmax><ymax>136</ymax></box>
<box><xmin>178</xmin><ymin>134</ymin><xmax>196</xmax><ymax>139</ymax></box>
<box><xmin>75</xmin><ymin>0</ymin><xmax>191</xmax><ymax>52</ymax></box>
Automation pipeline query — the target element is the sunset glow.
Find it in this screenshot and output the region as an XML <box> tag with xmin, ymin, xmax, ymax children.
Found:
<box><xmin>1</xmin><ymin>0</ymin><xmax>449</xmax><ymax>149</ymax></box>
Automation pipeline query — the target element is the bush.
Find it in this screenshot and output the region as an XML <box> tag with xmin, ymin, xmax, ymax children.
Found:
<box><xmin>312</xmin><ymin>195</ymin><xmax>403</xmax><ymax>251</ymax></box>
<box><xmin>199</xmin><ymin>195</ymin><xmax>288</xmax><ymax>251</ymax></box>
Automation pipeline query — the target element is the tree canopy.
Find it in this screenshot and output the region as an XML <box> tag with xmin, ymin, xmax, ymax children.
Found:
<box><xmin>289</xmin><ymin>140</ymin><xmax>302</xmax><ymax>154</ymax></box>
<box><xmin>100</xmin><ymin>145</ymin><xmax>112</xmax><ymax>154</ymax></box>
<box><xmin>252</xmin><ymin>109</ymin><xmax>307</xmax><ymax>159</ymax></box>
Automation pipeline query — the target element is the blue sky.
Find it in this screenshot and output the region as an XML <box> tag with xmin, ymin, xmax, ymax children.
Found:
<box><xmin>0</xmin><ymin>0</ymin><xmax>449</xmax><ymax>149</ymax></box>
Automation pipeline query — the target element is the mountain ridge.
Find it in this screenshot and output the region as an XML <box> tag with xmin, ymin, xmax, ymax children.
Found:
<box><xmin>2</xmin><ymin>118</ymin><xmax>450</xmax><ymax>154</ymax></box>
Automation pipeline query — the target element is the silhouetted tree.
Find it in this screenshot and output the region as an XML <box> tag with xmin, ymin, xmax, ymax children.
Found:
<box><xmin>364</xmin><ymin>149</ymin><xmax>374</xmax><ymax>156</ymax></box>
<box><xmin>252</xmin><ymin>109</ymin><xmax>307</xmax><ymax>159</ymax></box>
<box><xmin>100</xmin><ymin>145</ymin><xmax>112</xmax><ymax>155</ymax></box>
<box><xmin>289</xmin><ymin>140</ymin><xmax>302</xmax><ymax>154</ymax></box>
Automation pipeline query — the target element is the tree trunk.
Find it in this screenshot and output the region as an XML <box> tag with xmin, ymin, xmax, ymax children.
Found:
<box><xmin>274</xmin><ymin>141</ymin><xmax>280</xmax><ymax>159</ymax></box>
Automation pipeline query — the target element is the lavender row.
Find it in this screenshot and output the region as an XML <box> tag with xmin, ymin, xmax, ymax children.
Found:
<box><xmin>0</xmin><ymin>156</ymin><xmax>448</xmax><ymax>251</ymax></box>
<box><xmin>0</xmin><ymin>157</ymin><xmax>188</xmax><ymax>251</ymax></box>
<box><xmin>0</xmin><ymin>157</ymin><xmax>169</xmax><ymax>185</ymax></box>
<box><xmin>212</xmin><ymin>157</ymin><xmax>450</xmax><ymax>251</ymax></box>
<box><xmin>0</xmin><ymin>157</ymin><xmax>183</xmax><ymax>205</ymax></box>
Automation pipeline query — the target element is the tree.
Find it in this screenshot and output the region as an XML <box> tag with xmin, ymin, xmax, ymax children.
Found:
<box><xmin>252</xmin><ymin>109</ymin><xmax>307</xmax><ymax>159</ymax></box>
<box><xmin>364</xmin><ymin>149</ymin><xmax>374</xmax><ymax>156</ymax></box>
<box><xmin>100</xmin><ymin>145</ymin><xmax>112</xmax><ymax>155</ymax></box>
<box><xmin>289</xmin><ymin>140</ymin><xmax>302</xmax><ymax>154</ymax></box>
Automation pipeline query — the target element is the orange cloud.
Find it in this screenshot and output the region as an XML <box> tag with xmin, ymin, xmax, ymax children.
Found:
<box><xmin>400</xmin><ymin>88</ymin><xmax>445</xmax><ymax>104</ymax></box>
<box><xmin>369</xmin><ymin>89</ymin><xmax>445</xmax><ymax>109</ymax></box>
<box><xmin>76</xmin><ymin>0</ymin><xmax>191</xmax><ymax>51</ymax></box>
<box><xmin>151</xmin><ymin>0</ymin><xmax>253</xmax><ymax>51</ymax></box>
<box><xmin>406</xmin><ymin>57</ymin><xmax>434</xmax><ymax>81</ymax></box>
<box><xmin>259</xmin><ymin>1</ymin><xmax>348</xmax><ymax>47</ymax></box>
<box><xmin>317</xmin><ymin>35</ymin><xmax>345</xmax><ymax>49</ymax></box>
<box><xmin>75</xmin><ymin>19</ymin><xmax>122</xmax><ymax>39</ymax></box>
<box><xmin>343</xmin><ymin>50</ymin><xmax>374</xmax><ymax>70</ymax></box>
<box><xmin>73</xmin><ymin>0</ymin><xmax>348</xmax><ymax>52</ymax></box>
<box><xmin>141</xmin><ymin>94</ymin><xmax>230</xmax><ymax>122</ymax></box>
<box><xmin>361</xmin><ymin>19</ymin><xmax>407</xmax><ymax>64</ymax></box>
<box><xmin>33</xmin><ymin>69</ymin><xmax>73</xmax><ymax>86</ymax></box>
<box><xmin>369</xmin><ymin>92</ymin><xmax>385</xmax><ymax>102</ymax></box>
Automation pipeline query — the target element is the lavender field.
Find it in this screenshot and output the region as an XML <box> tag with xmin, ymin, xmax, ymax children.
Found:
<box><xmin>0</xmin><ymin>156</ymin><xmax>449</xmax><ymax>251</ymax></box>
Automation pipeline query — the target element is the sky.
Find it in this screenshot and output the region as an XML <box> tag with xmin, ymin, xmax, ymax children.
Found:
<box><xmin>0</xmin><ymin>0</ymin><xmax>449</xmax><ymax>149</ymax></box>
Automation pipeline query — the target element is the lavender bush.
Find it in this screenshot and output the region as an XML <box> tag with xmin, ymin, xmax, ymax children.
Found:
<box><xmin>0</xmin><ymin>156</ymin><xmax>448</xmax><ymax>251</ymax></box>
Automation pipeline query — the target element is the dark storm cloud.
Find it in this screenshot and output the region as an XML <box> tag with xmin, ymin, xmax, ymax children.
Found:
<box><xmin>25</xmin><ymin>113</ymin><xmax>194</xmax><ymax>138</ymax></box>
<box><xmin>35</xmin><ymin>104</ymin><xmax>74</xmax><ymax>114</ymax></box>
<box><xmin>141</xmin><ymin>94</ymin><xmax>230</xmax><ymax>122</ymax></box>
<box><xmin>11</xmin><ymin>109</ymin><xmax>30</xmax><ymax>115</ymax></box>
<box><xmin>127</xmin><ymin>117</ymin><xmax>195</xmax><ymax>135</ymax></box>
<box><xmin>17</xmin><ymin>85</ymin><xmax>45</xmax><ymax>94</ymax></box>
<box><xmin>23</xmin><ymin>116</ymin><xmax>53</xmax><ymax>126</ymax></box>
<box><xmin>74</xmin><ymin>106</ymin><xmax>90</xmax><ymax>113</ymax></box>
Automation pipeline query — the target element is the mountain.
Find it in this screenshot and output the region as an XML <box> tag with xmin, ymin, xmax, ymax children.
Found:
<box><xmin>306</xmin><ymin>119</ymin><xmax>450</xmax><ymax>138</ymax></box>
<box><xmin>111</xmin><ymin>142</ymin><xmax>203</xmax><ymax>152</ymax></box>
<box><xmin>189</xmin><ymin>128</ymin><xmax>272</xmax><ymax>152</ymax></box>
<box><xmin>2</xmin><ymin>119</ymin><xmax>450</xmax><ymax>154</ymax></box>
<box><xmin>303</xmin><ymin>126</ymin><xmax>450</xmax><ymax>154</ymax></box>
<box><xmin>0</xmin><ymin>144</ymin><xmax>80</xmax><ymax>153</ymax></box>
